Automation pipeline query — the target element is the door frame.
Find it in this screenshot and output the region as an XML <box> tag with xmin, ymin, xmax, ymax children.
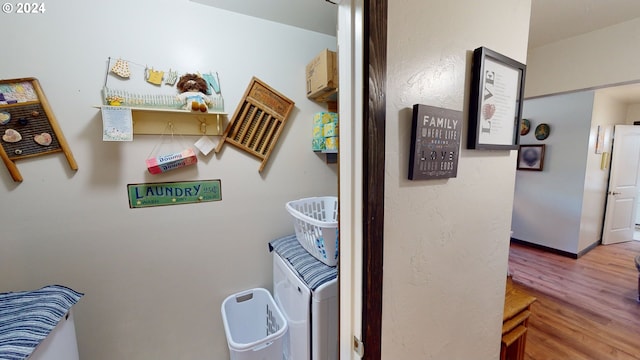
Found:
<box><xmin>337</xmin><ymin>1</ymin><xmax>386</xmax><ymax>358</ymax></box>
<box><xmin>361</xmin><ymin>1</ymin><xmax>387</xmax><ymax>359</ymax></box>
<box><xmin>602</xmin><ymin>125</ymin><xmax>640</xmax><ymax>245</ymax></box>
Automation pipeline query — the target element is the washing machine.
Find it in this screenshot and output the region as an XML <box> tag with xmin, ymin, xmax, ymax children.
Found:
<box><xmin>270</xmin><ymin>235</ymin><xmax>338</xmax><ymax>360</ymax></box>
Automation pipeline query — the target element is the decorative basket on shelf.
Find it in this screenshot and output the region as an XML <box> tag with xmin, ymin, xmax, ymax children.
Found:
<box><xmin>285</xmin><ymin>196</ymin><xmax>339</xmax><ymax>266</ymax></box>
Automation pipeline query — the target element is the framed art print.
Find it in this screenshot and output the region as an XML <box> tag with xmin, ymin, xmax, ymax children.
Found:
<box><xmin>467</xmin><ymin>47</ymin><xmax>526</xmax><ymax>150</ymax></box>
<box><xmin>517</xmin><ymin>144</ymin><xmax>545</xmax><ymax>171</ymax></box>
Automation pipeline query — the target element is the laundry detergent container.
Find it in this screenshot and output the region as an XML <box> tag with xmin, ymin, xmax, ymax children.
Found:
<box><xmin>222</xmin><ymin>288</ymin><xmax>288</xmax><ymax>360</ymax></box>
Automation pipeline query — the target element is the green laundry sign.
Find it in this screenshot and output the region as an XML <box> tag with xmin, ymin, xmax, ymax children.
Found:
<box><xmin>127</xmin><ymin>180</ymin><xmax>221</xmax><ymax>208</ymax></box>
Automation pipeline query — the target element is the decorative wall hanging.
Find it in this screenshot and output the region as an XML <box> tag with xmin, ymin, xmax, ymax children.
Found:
<box><xmin>468</xmin><ymin>47</ymin><xmax>526</xmax><ymax>150</ymax></box>
<box><xmin>176</xmin><ymin>73</ymin><xmax>211</xmax><ymax>112</ymax></box>
<box><xmin>0</xmin><ymin>77</ymin><xmax>77</xmax><ymax>182</ymax></box>
<box><xmin>520</xmin><ymin>118</ymin><xmax>531</xmax><ymax>136</ymax></box>
<box><xmin>145</xmin><ymin>123</ymin><xmax>198</xmax><ymax>174</ymax></box>
<box><xmin>535</xmin><ymin>123</ymin><xmax>550</xmax><ymax>140</ymax></box>
<box><xmin>101</xmin><ymin>106</ymin><xmax>133</xmax><ymax>141</ymax></box>
<box><xmin>99</xmin><ymin>57</ymin><xmax>228</xmax><ymax>138</ymax></box>
<box><xmin>164</xmin><ymin>69</ymin><xmax>179</xmax><ymax>86</ymax></box>
<box><xmin>102</xmin><ymin>57</ymin><xmax>224</xmax><ymax>112</ymax></box>
<box><xmin>146</xmin><ymin>148</ymin><xmax>198</xmax><ymax>174</ymax></box>
<box><xmin>517</xmin><ymin>144</ymin><xmax>545</xmax><ymax>171</ymax></box>
<box><xmin>110</xmin><ymin>58</ymin><xmax>131</xmax><ymax>78</ymax></box>
<box><xmin>408</xmin><ymin>104</ymin><xmax>462</xmax><ymax>180</ymax></box>
<box><xmin>202</xmin><ymin>72</ymin><xmax>221</xmax><ymax>95</ymax></box>
<box><xmin>144</xmin><ymin>67</ymin><xmax>164</xmax><ymax>86</ymax></box>
<box><xmin>127</xmin><ymin>179</ymin><xmax>221</xmax><ymax>208</ymax></box>
<box><xmin>215</xmin><ymin>77</ymin><xmax>295</xmax><ymax>172</ymax></box>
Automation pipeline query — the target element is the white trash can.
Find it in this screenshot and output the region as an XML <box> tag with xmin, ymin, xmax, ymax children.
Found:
<box><xmin>221</xmin><ymin>288</ymin><xmax>288</xmax><ymax>360</ymax></box>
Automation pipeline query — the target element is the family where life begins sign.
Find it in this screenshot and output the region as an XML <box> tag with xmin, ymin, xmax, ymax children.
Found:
<box><xmin>408</xmin><ymin>104</ymin><xmax>462</xmax><ymax>180</ymax></box>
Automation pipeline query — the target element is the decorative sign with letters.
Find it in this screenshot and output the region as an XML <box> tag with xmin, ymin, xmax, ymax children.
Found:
<box><xmin>467</xmin><ymin>46</ymin><xmax>526</xmax><ymax>150</ymax></box>
<box><xmin>408</xmin><ymin>104</ymin><xmax>462</xmax><ymax>180</ymax></box>
<box><xmin>127</xmin><ymin>179</ymin><xmax>221</xmax><ymax>208</ymax></box>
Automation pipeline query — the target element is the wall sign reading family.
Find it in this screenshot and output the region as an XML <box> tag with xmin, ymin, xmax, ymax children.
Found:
<box><xmin>127</xmin><ymin>179</ymin><xmax>221</xmax><ymax>208</ymax></box>
<box><xmin>408</xmin><ymin>104</ymin><xmax>462</xmax><ymax>180</ymax></box>
<box><xmin>467</xmin><ymin>47</ymin><xmax>526</xmax><ymax>150</ymax></box>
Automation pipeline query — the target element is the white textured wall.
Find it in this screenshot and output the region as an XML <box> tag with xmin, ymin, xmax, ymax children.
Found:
<box><xmin>525</xmin><ymin>18</ymin><xmax>640</xmax><ymax>98</ymax></box>
<box><xmin>512</xmin><ymin>92</ymin><xmax>594</xmax><ymax>254</ymax></box>
<box><xmin>626</xmin><ymin>104</ymin><xmax>640</xmax><ymax>124</ymax></box>
<box><xmin>0</xmin><ymin>1</ymin><xmax>337</xmax><ymax>359</ymax></box>
<box><xmin>579</xmin><ymin>93</ymin><xmax>626</xmax><ymax>252</ymax></box>
<box><xmin>383</xmin><ymin>1</ymin><xmax>531</xmax><ymax>358</ymax></box>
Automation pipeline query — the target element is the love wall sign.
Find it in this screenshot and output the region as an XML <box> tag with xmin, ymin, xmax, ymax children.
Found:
<box><xmin>467</xmin><ymin>47</ymin><xmax>526</xmax><ymax>150</ymax></box>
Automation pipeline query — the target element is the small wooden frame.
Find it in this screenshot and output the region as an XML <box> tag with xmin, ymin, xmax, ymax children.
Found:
<box><xmin>517</xmin><ymin>144</ymin><xmax>545</xmax><ymax>171</ymax></box>
<box><xmin>215</xmin><ymin>77</ymin><xmax>294</xmax><ymax>172</ymax></box>
<box><xmin>0</xmin><ymin>78</ymin><xmax>77</xmax><ymax>182</ymax></box>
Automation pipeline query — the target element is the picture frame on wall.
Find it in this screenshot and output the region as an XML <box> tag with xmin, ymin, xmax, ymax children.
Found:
<box><xmin>517</xmin><ymin>144</ymin><xmax>545</xmax><ymax>171</ymax></box>
<box><xmin>467</xmin><ymin>46</ymin><xmax>526</xmax><ymax>150</ymax></box>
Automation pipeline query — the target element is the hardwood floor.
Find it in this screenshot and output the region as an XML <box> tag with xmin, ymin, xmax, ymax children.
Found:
<box><xmin>508</xmin><ymin>240</ymin><xmax>640</xmax><ymax>360</ymax></box>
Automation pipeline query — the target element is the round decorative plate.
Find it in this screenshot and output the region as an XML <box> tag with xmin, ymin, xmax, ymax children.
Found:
<box><xmin>520</xmin><ymin>118</ymin><xmax>531</xmax><ymax>136</ymax></box>
<box><xmin>535</xmin><ymin>123</ymin><xmax>550</xmax><ymax>140</ymax></box>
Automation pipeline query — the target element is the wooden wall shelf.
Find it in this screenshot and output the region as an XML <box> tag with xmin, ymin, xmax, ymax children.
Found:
<box><xmin>96</xmin><ymin>106</ymin><xmax>227</xmax><ymax>136</ymax></box>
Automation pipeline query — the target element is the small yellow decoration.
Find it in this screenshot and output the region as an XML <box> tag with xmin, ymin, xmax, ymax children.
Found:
<box><xmin>146</xmin><ymin>68</ymin><xmax>164</xmax><ymax>85</ymax></box>
<box><xmin>106</xmin><ymin>95</ymin><xmax>124</xmax><ymax>106</ymax></box>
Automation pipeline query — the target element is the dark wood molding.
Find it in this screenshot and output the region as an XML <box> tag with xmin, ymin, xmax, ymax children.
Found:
<box><xmin>362</xmin><ymin>0</ymin><xmax>387</xmax><ymax>359</ymax></box>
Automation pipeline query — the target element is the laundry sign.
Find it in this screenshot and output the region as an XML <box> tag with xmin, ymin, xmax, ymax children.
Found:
<box><xmin>127</xmin><ymin>179</ymin><xmax>221</xmax><ymax>208</ymax></box>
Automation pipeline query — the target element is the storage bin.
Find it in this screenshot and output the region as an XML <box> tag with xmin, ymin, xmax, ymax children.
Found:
<box><xmin>221</xmin><ymin>288</ymin><xmax>288</xmax><ymax>360</ymax></box>
<box><xmin>285</xmin><ymin>196</ymin><xmax>339</xmax><ymax>266</ymax></box>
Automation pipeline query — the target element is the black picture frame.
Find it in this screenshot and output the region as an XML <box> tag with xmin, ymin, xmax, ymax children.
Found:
<box><xmin>517</xmin><ymin>144</ymin><xmax>545</xmax><ymax>171</ymax></box>
<box><xmin>467</xmin><ymin>47</ymin><xmax>526</xmax><ymax>150</ymax></box>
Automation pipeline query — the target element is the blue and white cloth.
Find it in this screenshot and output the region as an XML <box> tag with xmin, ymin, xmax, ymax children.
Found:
<box><xmin>0</xmin><ymin>285</ymin><xmax>83</xmax><ymax>360</ymax></box>
<box><xmin>269</xmin><ymin>234</ymin><xmax>337</xmax><ymax>291</ymax></box>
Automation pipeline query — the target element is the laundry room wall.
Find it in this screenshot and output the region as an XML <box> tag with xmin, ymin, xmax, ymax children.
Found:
<box><xmin>0</xmin><ymin>0</ymin><xmax>337</xmax><ymax>359</ymax></box>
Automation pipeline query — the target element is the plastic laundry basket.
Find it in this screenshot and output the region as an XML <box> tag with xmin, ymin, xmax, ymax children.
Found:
<box><xmin>285</xmin><ymin>196</ymin><xmax>339</xmax><ymax>266</ymax></box>
<box><xmin>221</xmin><ymin>288</ymin><xmax>288</xmax><ymax>360</ymax></box>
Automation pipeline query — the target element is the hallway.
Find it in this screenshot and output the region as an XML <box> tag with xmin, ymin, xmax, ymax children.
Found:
<box><xmin>508</xmin><ymin>240</ymin><xmax>640</xmax><ymax>359</ymax></box>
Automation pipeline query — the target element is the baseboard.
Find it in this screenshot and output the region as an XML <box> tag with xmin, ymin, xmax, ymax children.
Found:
<box><xmin>510</xmin><ymin>238</ymin><xmax>578</xmax><ymax>259</ymax></box>
<box><xmin>577</xmin><ymin>240</ymin><xmax>601</xmax><ymax>258</ymax></box>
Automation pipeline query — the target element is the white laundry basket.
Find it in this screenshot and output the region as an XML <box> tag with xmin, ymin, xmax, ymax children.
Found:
<box><xmin>285</xmin><ymin>196</ymin><xmax>339</xmax><ymax>266</ymax></box>
<box><xmin>221</xmin><ymin>288</ymin><xmax>288</xmax><ymax>360</ymax></box>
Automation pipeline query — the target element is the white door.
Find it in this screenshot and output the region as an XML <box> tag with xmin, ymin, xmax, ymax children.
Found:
<box><xmin>602</xmin><ymin>125</ymin><xmax>640</xmax><ymax>245</ymax></box>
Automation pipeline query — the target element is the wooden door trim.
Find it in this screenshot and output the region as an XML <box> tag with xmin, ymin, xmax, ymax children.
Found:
<box><xmin>362</xmin><ymin>0</ymin><xmax>387</xmax><ymax>359</ymax></box>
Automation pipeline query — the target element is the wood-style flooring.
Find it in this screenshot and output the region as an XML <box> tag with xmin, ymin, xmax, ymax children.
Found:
<box><xmin>508</xmin><ymin>240</ymin><xmax>640</xmax><ymax>360</ymax></box>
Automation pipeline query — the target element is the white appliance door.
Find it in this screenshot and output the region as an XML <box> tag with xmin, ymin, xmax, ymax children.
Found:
<box><xmin>273</xmin><ymin>254</ymin><xmax>310</xmax><ymax>360</ymax></box>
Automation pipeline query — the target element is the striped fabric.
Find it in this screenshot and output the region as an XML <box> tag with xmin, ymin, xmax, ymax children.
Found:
<box><xmin>269</xmin><ymin>234</ymin><xmax>337</xmax><ymax>291</ymax></box>
<box><xmin>0</xmin><ymin>285</ymin><xmax>83</xmax><ymax>360</ymax></box>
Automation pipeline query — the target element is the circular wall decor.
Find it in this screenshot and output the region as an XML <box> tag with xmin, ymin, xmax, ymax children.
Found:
<box><xmin>535</xmin><ymin>123</ymin><xmax>550</xmax><ymax>140</ymax></box>
<box><xmin>520</xmin><ymin>118</ymin><xmax>531</xmax><ymax>136</ymax></box>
